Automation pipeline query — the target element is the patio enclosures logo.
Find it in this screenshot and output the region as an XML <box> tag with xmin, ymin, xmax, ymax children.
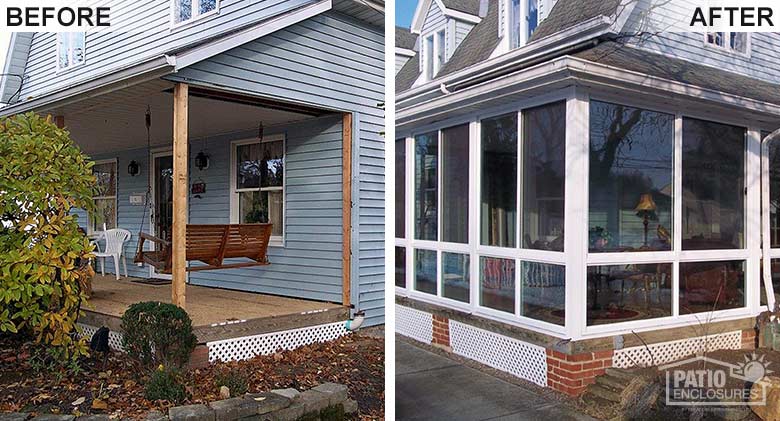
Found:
<box><xmin>0</xmin><ymin>1</ymin><xmax>110</xmax><ymax>31</ymax></box>
<box><xmin>661</xmin><ymin>354</ymin><xmax>772</xmax><ymax>406</ymax></box>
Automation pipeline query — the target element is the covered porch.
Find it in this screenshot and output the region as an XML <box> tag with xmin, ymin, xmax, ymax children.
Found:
<box><xmin>81</xmin><ymin>275</ymin><xmax>347</xmax><ymax>343</ymax></box>
<box><xmin>40</xmin><ymin>74</ymin><xmax>355</xmax><ymax>334</ymax></box>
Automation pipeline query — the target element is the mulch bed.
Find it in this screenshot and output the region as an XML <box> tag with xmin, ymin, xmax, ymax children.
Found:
<box><xmin>0</xmin><ymin>333</ymin><xmax>384</xmax><ymax>420</ymax></box>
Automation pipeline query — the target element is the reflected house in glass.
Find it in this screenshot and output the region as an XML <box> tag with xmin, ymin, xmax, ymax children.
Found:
<box><xmin>395</xmin><ymin>0</ymin><xmax>780</xmax><ymax>397</ymax></box>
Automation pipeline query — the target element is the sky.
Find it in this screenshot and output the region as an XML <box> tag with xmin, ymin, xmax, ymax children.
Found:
<box><xmin>396</xmin><ymin>0</ymin><xmax>417</xmax><ymax>28</ymax></box>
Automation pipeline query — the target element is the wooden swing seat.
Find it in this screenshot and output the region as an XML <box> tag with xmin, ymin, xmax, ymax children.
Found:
<box><xmin>134</xmin><ymin>224</ymin><xmax>273</xmax><ymax>273</ymax></box>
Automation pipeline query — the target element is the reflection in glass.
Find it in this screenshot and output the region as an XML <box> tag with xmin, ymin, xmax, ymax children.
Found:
<box><xmin>586</xmin><ymin>263</ymin><xmax>672</xmax><ymax>325</ymax></box>
<box><xmin>769</xmin><ymin>132</ymin><xmax>780</xmax><ymax>248</ymax></box>
<box><xmin>680</xmin><ymin>260</ymin><xmax>745</xmax><ymax>314</ymax></box>
<box><xmin>442</xmin><ymin>253</ymin><xmax>469</xmax><ymax>303</ymax></box>
<box><xmin>523</xmin><ymin>102</ymin><xmax>565</xmax><ymax>251</ymax></box>
<box><xmin>396</xmin><ymin>247</ymin><xmax>406</xmax><ymax>288</ymax></box>
<box><xmin>442</xmin><ymin>125</ymin><xmax>469</xmax><ymax>244</ymax></box>
<box><xmin>481</xmin><ymin>114</ymin><xmax>517</xmax><ymax>247</ymax></box>
<box><xmin>415</xmin><ymin>133</ymin><xmax>438</xmax><ymax>241</ymax></box>
<box><xmin>396</xmin><ymin>138</ymin><xmax>406</xmax><ymax>238</ymax></box>
<box><xmin>681</xmin><ymin>118</ymin><xmax>745</xmax><ymax>250</ymax></box>
<box><xmin>415</xmin><ymin>249</ymin><xmax>437</xmax><ymax>295</ymax></box>
<box><xmin>238</xmin><ymin>191</ymin><xmax>283</xmax><ymax>236</ymax></box>
<box><xmin>589</xmin><ymin>101</ymin><xmax>674</xmax><ymax>253</ymax></box>
<box><xmin>236</xmin><ymin>141</ymin><xmax>284</xmax><ymax>189</ymax></box>
<box><xmin>480</xmin><ymin>257</ymin><xmax>515</xmax><ymax>313</ymax></box>
<box><xmin>521</xmin><ymin>262</ymin><xmax>565</xmax><ymax>325</ymax></box>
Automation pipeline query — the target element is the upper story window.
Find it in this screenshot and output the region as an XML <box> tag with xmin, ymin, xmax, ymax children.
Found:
<box><xmin>57</xmin><ymin>33</ymin><xmax>85</xmax><ymax>71</ymax></box>
<box><xmin>509</xmin><ymin>0</ymin><xmax>539</xmax><ymax>49</ymax></box>
<box><xmin>706</xmin><ymin>32</ymin><xmax>749</xmax><ymax>54</ymax></box>
<box><xmin>423</xmin><ymin>29</ymin><xmax>446</xmax><ymax>81</ymax></box>
<box><xmin>173</xmin><ymin>0</ymin><xmax>218</xmax><ymax>25</ymax></box>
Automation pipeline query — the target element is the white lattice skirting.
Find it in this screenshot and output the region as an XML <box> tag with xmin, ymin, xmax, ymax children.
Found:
<box><xmin>449</xmin><ymin>320</ymin><xmax>548</xmax><ymax>387</ymax></box>
<box><xmin>395</xmin><ymin>305</ymin><xmax>433</xmax><ymax>344</ymax></box>
<box><xmin>207</xmin><ymin>321</ymin><xmax>349</xmax><ymax>362</ymax></box>
<box><xmin>612</xmin><ymin>330</ymin><xmax>742</xmax><ymax>369</ymax></box>
<box><xmin>78</xmin><ymin>323</ymin><xmax>124</xmax><ymax>351</ymax></box>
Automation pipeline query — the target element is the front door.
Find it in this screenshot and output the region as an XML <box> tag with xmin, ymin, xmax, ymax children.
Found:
<box><xmin>151</xmin><ymin>152</ymin><xmax>174</xmax><ymax>279</ymax></box>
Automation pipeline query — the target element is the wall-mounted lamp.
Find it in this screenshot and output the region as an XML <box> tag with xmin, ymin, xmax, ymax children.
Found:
<box><xmin>195</xmin><ymin>151</ymin><xmax>210</xmax><ymax>171</ymax></box>
<box><xmin>127</xmin><ymin>160</ymin><xmax>140</xmax><ymax>176</ymax></box>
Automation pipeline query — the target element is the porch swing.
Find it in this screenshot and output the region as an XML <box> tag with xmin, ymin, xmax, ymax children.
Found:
<box><xmin>132</xmin><ymin>106</ymin><xmax>273</xmax><ymax>274</ymax></box>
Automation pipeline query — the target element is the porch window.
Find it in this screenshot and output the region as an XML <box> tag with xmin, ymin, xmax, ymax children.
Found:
<box><xmin>441</xmin><ymin>124</ymin><xmax>469</xmax><ymax>243</ymax></box>
<box><xmin>681</xmin><ymin>118</ymin><xmax>745</xmax><ymax>250</ymax></box>
<box><xmin>415</xmin><ymin>132</ymin><xmax>438</xmax><ymax>240</ymax></box>
<box><xmin>680</xmin><ymin>260</ymin><xmax>745</xmax><ymax>314</ymax></box>
<box><xmin>396</xmin><ymin>247</ymin><xmax>407</xmax><ymax>288</ymax></box>
<box><xmin>232</xmin><ymin>135</ymin><xmax>285</xmax><ymax>240</ymax></box>
<box><xmin>172</xmin><ymin>0</ymin><xmax>218</xmax><ymax>25</ymax></box>
<box><xmin>415</xmin><ymin>248</ymin><xmax>437</xmax><ymax>294</ymax></box>
<box><xmin>57</xmin><ymin>33</ymin><xmax>85</xmax><ymax>71</ymax></box>
<box><xmin>522</xmin><ymin>102</ymin><xmax>565</xmax><ymax>251</ymax></box>
<box><xmin>480</xmin><ymin>256</ymin><xmax>515</xmax><ymax>313</ymax></box>
<box><xmin>586</xmin><ymin>263</ymin><xmax>672</xmax><ymax>326</ymax></box>
<box><xmin>89</xmin><ymin>160</ymin><xmax>117</xmax><ymax>234</ymax></box>
<box><xmin>770</xmin><ymin>134</ymin><xmax>780</xmax><ymax>247</ymax></box>
<box><xmin>443</xmin><ymin>252</ymin><xmax>470</xmax><ymax>302</ymax></box>
<box><xmin>396</xmin><ymin>138</ymin><xmax>406</xmax><ymax>238</ymax></box>
<box><xmin>588</xmin><ymin>101</ymin><xmax>674</xmax><ymax>252</ymax></box>
<box><xmin>481</xmin><ymin>113</ymin><xmax>517</xmax><ymax>247</ymax></box>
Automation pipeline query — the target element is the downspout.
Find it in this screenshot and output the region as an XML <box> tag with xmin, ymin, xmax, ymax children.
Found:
<box><xmin>437</xmin><ymin>38</ymin><xmax>601</xmax><ymax>95</ymax></box>
<box><xmin>762</xmin><ymin>129</ymin><xmax>780</xmax><ymax>312</ymax></box>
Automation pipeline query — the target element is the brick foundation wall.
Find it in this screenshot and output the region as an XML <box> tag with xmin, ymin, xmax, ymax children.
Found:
<box><xmin>432</xmin><ymin>315</ymin><xmax>450</xmax><ymax>347</ymax></box>
<box><xmin>188</xmin><ymin>344</ymin><xmax>210</xmax><ymax>369</ymax></box>
<box><xmin>546</xmin><ymin>349</ymin><xmax>613</xmax><ymax>396</ymax></box>
<box><xmin>742</xmin><ymin>328</ymin><xmax>757</xmax><ymax>350</ymax></box>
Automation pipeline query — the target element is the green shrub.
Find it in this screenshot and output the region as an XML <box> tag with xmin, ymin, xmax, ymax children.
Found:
<box><xmin>120</xmin><ymin>301</ymin><xmax>197</xmax><ymax>368</ymax></box>
<box><xmin>214</xmin><ymin>366</ymin><xmax>249</xmax><ymax>396</ymax></box>
<box><xmin>144</xmin><ymin>366</ymin><xmax>188</xmax><ymax>404</ymax></box>
<box><xmin>0</xmin><ymin>113</ymin><xmax>95</xmax><ymax>364</ymax></box>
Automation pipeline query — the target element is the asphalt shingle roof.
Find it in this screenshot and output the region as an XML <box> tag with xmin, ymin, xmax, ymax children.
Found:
<box><xmin>436</xmin><ymin>0</ymin><xmax>499</xmax><ymax>78</ymax></box>
<box><xmin>441</xmin><ymin>0</ymin><xmax>480</xmax><ymax>15</ymax></box>
<box><xmin>396</xmin><ymin>26</ymin><xmax>418</xmax><ymax>50</ymax></box>
<box><xmin>530</xmin><ymin>0</ymin><xmax>620</xmax><ymax>41</ymax></box>
<box><xmin>396</xmin><ymin>53</ymin><xmax>421</xmax><ymax>93</ymax></box>
<box><xmin>573</xmin><ymin>41</ymin><xmax>780</xmax><ymax>106</ymax></box>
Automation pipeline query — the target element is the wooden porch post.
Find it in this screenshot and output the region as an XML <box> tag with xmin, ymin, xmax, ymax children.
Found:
<box><xmin>172</xmin><ymin>83</ymin><xmax>189</xmax><ymax>309</ymax></box>
<box><xmin>342</xmin><ymin>113</ymin><xmax>353</xmax><ymax>307</ymax></box>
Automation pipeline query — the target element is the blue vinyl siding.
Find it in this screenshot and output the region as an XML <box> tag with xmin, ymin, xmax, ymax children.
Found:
<box><xmin>165</xmin><ymin>10</ymin><xmax>385</xmax><ymax>325</ymax></box>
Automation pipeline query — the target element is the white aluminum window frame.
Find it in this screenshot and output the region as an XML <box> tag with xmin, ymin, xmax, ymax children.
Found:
<box><xmin>170</xmin><ymin>0</ymin><xmax>220</xmax><ymax>29</ymax></box>
<box><xmin>56</xmin><ymin>32</ymin><xmax>86</xmax><ymax>72</ymax></box>
<box><xmin>704</xmin><ymin>32</ymin><xmax>751</xmax><ymax>57</ymax></box>
<box><xmin>396</xmin><ymin>86</ymin><xmax>767</xmax><ymax>341</ymax></box>
<box><xmin>229</xmin><ymin>134</ymin><xmax>286</xmax><ymax>247</ymax></box>
<box><xmin>88</xmin><ymin>158</ymin><xmax>118</xmax><ymax>235</ymax></box>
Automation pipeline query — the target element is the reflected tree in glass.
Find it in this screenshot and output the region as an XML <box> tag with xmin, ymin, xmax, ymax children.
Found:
<box><xmin>481</xmin><ymin>114</ymin><xmax>517</xmax><ymax>247</ymax></box>
<box><xmin>415</xmin><ymin>249</ymin><xmax>437</xmax><ymax>294</ymax></box>
<box><xmin>415</xmin><ymin>133</ymin><xmax>438</xmax><ymax>241</ymax></box>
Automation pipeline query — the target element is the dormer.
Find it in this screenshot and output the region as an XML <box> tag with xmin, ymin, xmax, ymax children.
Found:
<box><xmin>410</xmin><ymin>0</ymin><xmax>482</xmax><ymax>83</ymax></box>
<box><xmin>497</xmin><ymin>0</ymin><xmax>555</xmax><ymax>53</ymax></box>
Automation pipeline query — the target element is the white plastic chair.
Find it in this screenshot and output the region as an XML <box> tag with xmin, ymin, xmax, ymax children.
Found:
<box><xmin>94</xmin><ymin>228</ymin><xmax>132</xmax><ymax>280</ymax></box>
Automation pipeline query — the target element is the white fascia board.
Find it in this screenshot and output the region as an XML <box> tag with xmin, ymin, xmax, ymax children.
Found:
<box><xmin>175</xmin><ymin>0</ymin><xmax>332</xmax><ymax>69</ymax></box>
<box><xmin>397</xmin><ymin>15</ymin><xmax>612</xmax><ymax>106</ymax></box>
<box><xmin>398</xmin><ymin>56</ymin><xmax>780</xmax><ymax>130</ymax></box>
<box><xmin>396</xmin><ymin>48</ymin><xmax>416</xmax><ymax>57</ymax></box>
<box><xmin>0</xmin><ymin>55</ymin><xmax>176</xmax><ymax>117</ymax></box>
<box><xmin>442</xmin><ymin>9</ymin><xmax>481</xmax><ymax>24</ymax></box>
<box><xmin>0</xmin><ymin>33</ymin><xmax>19</xmax><ymax>102</ymax></box>
<box><xmin>410</xmin><ymin>0</ymin><xmax>433</xmax><ymax>34</ymax></box>
<box><xmin>566</xmin><ymin>56</ymin><xmax>780</xmax><ymax>117</ymax></box>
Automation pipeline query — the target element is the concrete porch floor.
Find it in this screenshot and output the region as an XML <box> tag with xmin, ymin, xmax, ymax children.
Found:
<box><xmin>80</xmin><ymin>275</ymin><xmax>348</xmax><ymax>343</ymax></box>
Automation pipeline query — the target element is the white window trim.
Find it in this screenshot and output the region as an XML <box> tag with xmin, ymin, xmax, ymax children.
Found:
<box><xmin>505</xmin><ymin>0</ymin><xmax>538</xmax><ymax>51</ymax></box>
<box><xmin>88</xmin><ymin>158</ymin><xmax>118</xmax><ymax>235</ymax></box>
<box><xmin>55</xmin><ymin>32</ymin><xmax>86</xmax><ymax>73</ymax></box>
<box><xmin>704</xmin><ymin>32</ymin><xmax>751</xmax><ymax>57</ymax></box>
<box><xmin>420</xmin><ymin>26</ymin><xmax>446</xmax><ymax>82</ymax></box>
<box><xmin>170</xmin><ymin>0</ymin><xmax>221</xmax><ymax>30</ymax></box>
<box><xmin>396</xmin><ymin>86</ymin><xmax>767</xmax><ymax>341</ymax></box>
<box><xmin>229</xmin><ymin>134</ymin><xmax>286</xmax><ymax>247</ymax></box>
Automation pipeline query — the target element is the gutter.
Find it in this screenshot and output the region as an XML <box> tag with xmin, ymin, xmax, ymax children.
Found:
<box><xmin>0</xmin><ymin>55</ymin><xmax>176</xmax><ymax>117</ymax></box>
<box><xmin>397</xmin><ymin>15</ymin><xmax>612</xmax><ymax>107</ymax></box>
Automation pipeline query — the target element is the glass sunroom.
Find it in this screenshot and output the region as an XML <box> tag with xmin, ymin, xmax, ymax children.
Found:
<box><xmin>395</xmin><ymin>88</ymin><xmax>780</xmax><ymax>341</ymax></box>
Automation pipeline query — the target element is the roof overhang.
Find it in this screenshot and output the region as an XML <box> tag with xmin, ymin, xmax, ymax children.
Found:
<box><xmin>410</xmin><ymin>0</ymin><xmax>480</xmax><ymax>34</ymax></box>
<box><xmin>396</xmin><ymin>47</ymin><xmax>416</xmax><ymax>57</ymax></box>
<box><xmin>397</xmin><ymin>55</ymin><xmax>780</xmax><ymax>133</ymax></box>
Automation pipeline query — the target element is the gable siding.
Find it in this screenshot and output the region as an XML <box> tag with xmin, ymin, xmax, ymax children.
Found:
<box><xmin>454</xmin><ymin>20</ymin><xmax>475</xmax><ymax>50</ymax></box>
<box><xmin>622</xmin><ymin>7</ymin><xmax>780</xmax><ymax>84</ymax></box>
<box><xmin>17</xmin><ymin>0</ymin><xmax>314</xmax><ymax>102</ymax></box>
<box><xmin>422</xmin><ymin>1</ymin><xmax>448</xmax><ymax>34</ymax></box>
<box><xmin>165</xmin><ymin>11</ymin><xmax>385</xmax><ymax>326</ymax></box>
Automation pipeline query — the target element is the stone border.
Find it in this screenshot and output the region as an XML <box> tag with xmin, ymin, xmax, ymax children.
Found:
<box><xmin>0</xmin><ymin>383</ymin><xmax>358</xmax><ymax>421</ymax></box>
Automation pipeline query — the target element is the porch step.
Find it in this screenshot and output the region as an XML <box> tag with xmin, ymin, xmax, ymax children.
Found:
<box><xmin>582</xmin><ymin>384</ymin><xmax>621</xmax><ymax>403</ymax></box>
<box><xmin>604</xmin><ymin>367</ymin><xmax>635</xmax><ymax>382</ymax></box>
<box><xmin>595</xmin><ymin>373</ymin><xmax>629</xmax><ymax>391</ymax></box>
